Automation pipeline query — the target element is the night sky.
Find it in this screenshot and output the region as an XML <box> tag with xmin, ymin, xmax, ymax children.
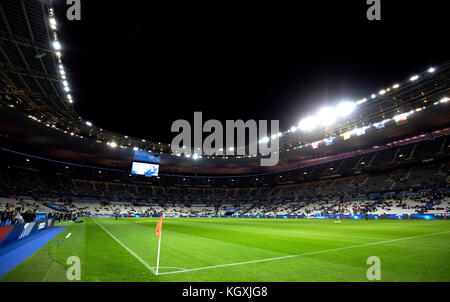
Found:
<box><xmin>53</xmin><ymin>1</ymin><xmax>447</xmax><ymax>143</ymax></box>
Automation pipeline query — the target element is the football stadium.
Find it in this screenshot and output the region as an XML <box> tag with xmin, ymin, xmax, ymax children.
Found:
<box><xmin>0</xmin><ymin>0</ymin><xmax>449</xmax><ymax>288</ymax></box>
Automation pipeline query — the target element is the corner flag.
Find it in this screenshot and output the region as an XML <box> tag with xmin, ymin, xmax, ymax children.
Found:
<box><xmin>156</xmin><ymin>216</ymin><xmax>163</xmax><ymax>238</ymax></box>
<box><xmin>155</xmin><ymin>216</ymin><xmax>163</xmax><ymax>275</ymax></box>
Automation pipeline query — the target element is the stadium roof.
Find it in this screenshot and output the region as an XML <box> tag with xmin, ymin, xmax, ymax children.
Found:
<box><xmin>0</xmin><ymin>0</ymin><xmax>72</xmax><ymax>116</ymax></box>
<box><xmin>0</xmin><ymin>0</ymin><xmax>170</xmax><ymax>153</ymax></box>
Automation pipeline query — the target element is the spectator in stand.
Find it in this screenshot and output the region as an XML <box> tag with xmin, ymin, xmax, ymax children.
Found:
<box><xmin>22</xmin><ymin>210</ymin><xmax>29</xmax><ymax>223</ymax></box>
<box><xmin>10</xmin><ymin>210</ymin><xmax>17</xmax><ymax>225</ymax></box>
<box><xmin>15</xmin><ymin>211</ymin><xmax>24</xmax><ymax>224</ymax></box>
<box><xmin>22</xmin><ymin>209</ymin><xmax>35</xmax><ymax>223</ymax></box>
<box><xmin>0</xmin><ymin>210</ymin><xmax>7</xmax><ymax>226</ymax></box>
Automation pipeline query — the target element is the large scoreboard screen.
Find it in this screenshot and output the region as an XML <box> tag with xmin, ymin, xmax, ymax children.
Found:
<box><xmin>131</xmin><ymin>162</ymin><xmax>159</xmax><ymax>177</ymax></box>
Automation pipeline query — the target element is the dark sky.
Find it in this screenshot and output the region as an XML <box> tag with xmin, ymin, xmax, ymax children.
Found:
<box><xmin>53</xmin><ymin>1</ymin><xmax>448</xmax><ymax>143</ymax></box>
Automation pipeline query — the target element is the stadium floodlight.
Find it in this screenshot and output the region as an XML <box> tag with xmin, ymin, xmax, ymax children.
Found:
<box><xmin>428</xmin><ymin>67</ymin><xmax>435</xmax><ymax>73</ymax></box>
<box><xmin>316</xmin><ymin>107</ymin><xmax>336</xmax><ymax>127</ymax></box>
<box><xmin>410</xmin><ymin>75</ymin><xmax>419</xmax><ymax>81</ymax></box>
<box><xmin>440</xmin><ymin>97</ymin><xmax>449</xmax><ymax>103</ymax></box>
<box><xmin>49</xmin><ymin>17</ymin><xmax>57</xmax><ymax>30</ymax></box>
<box><xmin>356</xmin><ymin>98</ymin><xmax>367</xmax><ymax>105</ymax></box>
<box><xmin>290</xmin><ymin>126</ymin><xmax>297</xmax><ymax>132</ymax></box>
<box><xmin>52</xmin><ymin>41</ymin><xmax>61</xmax><ymax>50</ymax></box>
<box><xmin>335</xmin><ymin>101</ymin><xmax>356</xmax><ymax>117</ymax></box>
<box><xmin>371</xmin><ymin>94</ymin><xmax>376</xmax><ymax>99</ymax></box>
<box><xmin>379</xmin><ymin>89</ymin><xmax>386</xmax><ymax>95</ymax></box>
<box><xmin>109</xmin><ymin>141</ymin><xmax>117</xmax><ymax>148</ymax></box>
<box><xmin>392</xmin><ymin>83</ymin><xmax>399</xmax><ymax>89</ymax></box>
<box><xmin>64</xmin><ymin>86</ymin><xmax>70</xmax><ymax>92</ymax></box>
<box><xmin>278</xmin><ymin>132</ymin><xmax>283</xmax><ymax>137</ymax></box>
<box><xmin>298</xmin><ymin>116</ymin><xmax>317</xmax><ymax>131</ymax></box>
<box><xmin>62</xmin><ymin>80</ymin><xmax>68</xmax><ymax>87</ymax></box>
<box><xmin>85</xmin><ymin>121</ymin><xmax>92</xmax><ymax>127</ymax></box>
<box><xmin>192</xmin><ymin>153</ymin><xmax>199</xmax><ymax>159</ymax></box>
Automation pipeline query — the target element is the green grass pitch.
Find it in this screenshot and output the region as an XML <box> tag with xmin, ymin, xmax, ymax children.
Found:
<box><xmin>1</xmin><ymin>217</ymin><xmax>449</xmax><ymax>282</ymax></box>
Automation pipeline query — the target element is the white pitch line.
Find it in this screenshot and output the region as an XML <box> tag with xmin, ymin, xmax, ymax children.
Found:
<box><xmin>65</xmin><ymin>233</ymin><xmax>71</xmax><ymax>238</ymax></box>
<box><xmin>158</xmin><ymin>266</ymin><xmax>189</xmax><ymax>271</ymax></box>
<box><xmin>94</xmin><ymin>219</ymin><xmax>157</xmax><ymax>275</ymax></box>
<box><xmin>157</xmin><ymin>230</ymin><xmax>450</xmax><ymax>276</ymax></box>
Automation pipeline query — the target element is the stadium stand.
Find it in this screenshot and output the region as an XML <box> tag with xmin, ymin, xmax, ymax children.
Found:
<box><xmin>0</xmin><ymin>132</ymin><xmax>448</xmax><ymax>219</ymax></box>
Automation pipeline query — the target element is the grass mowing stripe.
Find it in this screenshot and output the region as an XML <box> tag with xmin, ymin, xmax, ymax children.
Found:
<box><xmin>93</xmin><ymin>219</ymin><xmax>157</xmax><ymax>275</ymax></box>
<box><xmin>158</xmin><ymin>229</ymin><xmax>450</xmax><ymax>275</ymax></box>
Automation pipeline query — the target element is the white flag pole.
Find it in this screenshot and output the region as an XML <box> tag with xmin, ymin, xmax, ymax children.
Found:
<box><xmin>156</xmin><ymin>231</ymin><xmax>162</xmax><ymax>275</ymax></box>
